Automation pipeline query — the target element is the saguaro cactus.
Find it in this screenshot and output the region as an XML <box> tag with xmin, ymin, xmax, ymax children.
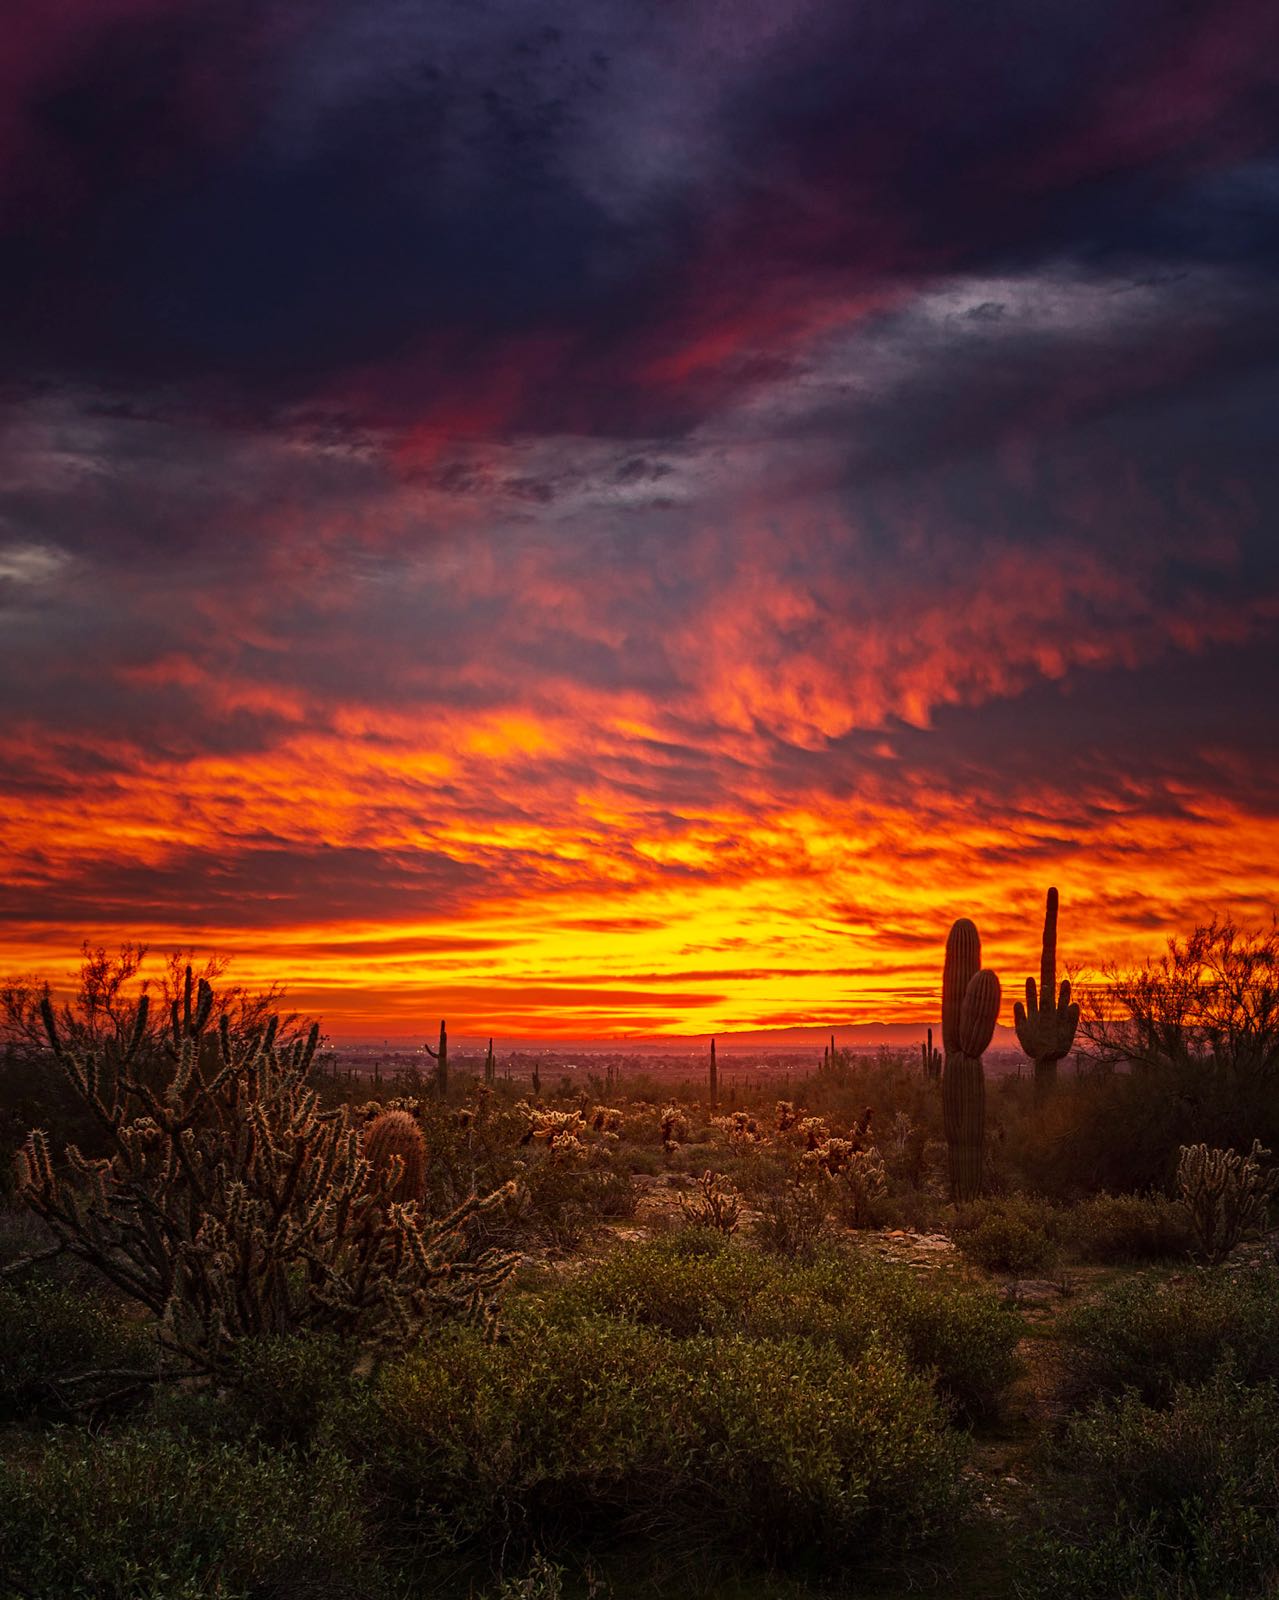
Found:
<box><xmin>1014</xmin><ymin>888</ymin><xmax>1079</xmax><ymax>1099</ymax></box>
<box><xmin>940</xmin><ymin>918</ymin><xmax>1001</xmax><ymax>1201</ymax></box>
<box><xmin>920</xmin><ymin>1026</ymin><xmax>942</xmax><ymax>1081</ymax></box>
<box><xmin>425</xmin><ymin>1020</ymin><xmax>448</xmax><ymax>1097</ymax></box>
<box><xmin>364</xmin><ymin>1110</ymin><xmax>427</xmax><ymax>1204</ymax></box>
<box><xmin>484</xmin><ymin>1038</ymin><xmax>496</xmax><ymax>1085</ymax></box>
<box><xmin>709</xmin><ymin>1037</ymin><xmax>718</xmax><ymax>1109</ymax></box>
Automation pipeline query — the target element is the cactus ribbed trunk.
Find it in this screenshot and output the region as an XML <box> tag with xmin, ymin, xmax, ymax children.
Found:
<box><xmin>364</xmin><ymin>1110</ymin><xmax>427</xmax><ymax>1204</ymax></box>
<box><xmin>942</xmin><ymin>1054</ymin><xmax>985</xmax><ymax>1201</ymax></box>
<box><xmin>940</xmin><ymin>920</ymin><xmax>1000</xmax><ymax>1203</ymax></box>
<box><xmin>425</xmin><ymin>1019</ymin><xmax>448</xmax><ymax>1097</ymax></box>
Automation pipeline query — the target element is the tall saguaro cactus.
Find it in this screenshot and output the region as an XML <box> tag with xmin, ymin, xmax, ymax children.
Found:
<box><xmin>709</xmin><ymin>1036</ymin><xmax>718</xmax><ymax>1109</ymax></box>
<box><xmin>920</xmin><ymin>1026</ymin><xmax>942</xmax><ymax>1081</ymax></box>
<box><xmin>425</xmin><ymin>1020</ymin><xmax>448</xmax><ymax>1097</ymax></box>
<box><xmin>1014</xmin><ymin>887</ymin><xmax>1079</xmax><ymax>1099</ymax></box>
<box><xmin>940</xmin><ymin>918</ymin><xmax>1001</xmax><ymax>1201</ymax></box>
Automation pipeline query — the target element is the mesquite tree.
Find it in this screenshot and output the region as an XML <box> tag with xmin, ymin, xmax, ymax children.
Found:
<box><xmin>14</xmin><ymin>971</ymin><xmax>518</xmax><ymax>1382</ymax></box>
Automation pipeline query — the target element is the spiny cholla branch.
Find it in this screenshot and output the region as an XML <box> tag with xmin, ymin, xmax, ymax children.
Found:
<box><xmin>15</xmin><ymin>971</ymin><xmax>520</xmax><ymax>1378</ymax></box>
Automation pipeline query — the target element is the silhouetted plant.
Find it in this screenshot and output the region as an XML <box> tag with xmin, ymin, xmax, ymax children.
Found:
<box><xmin>1014</xmin><ymin>888</ymin><xmax>1080</xmax><ymax>1100</ymax></box>
<box><xmin>940</xmin><ymin>919</ymin><xmax>1001</xmax><ymax>1201</ymax></box>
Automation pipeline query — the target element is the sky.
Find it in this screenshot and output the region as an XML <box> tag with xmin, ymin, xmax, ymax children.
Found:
<box><xmin>2</xmin><ymin>0</ymin><xmax>1278</xmax><ymax>1039</ymax></box>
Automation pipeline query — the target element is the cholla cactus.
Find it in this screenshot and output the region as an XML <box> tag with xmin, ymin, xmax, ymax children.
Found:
<box><xmin>774</xmin><ymin>1100</ymin><xmax>801</xmax><ymax>1133</ymax></box>
<box><xmin>940</xmin><ymin>918</ymin><xmax>1001</xmax><ymax>1202</ymax></box>
<box><xmin>810</xmin><ymin>1142</ymin><xmax>886</xmax><ymax>1229</ymax></box>
<box><xmin>519</xmin><ymin>1106</ymin><xmax>588</xmax><ymax>1149</ymax></box>
<box><xmin>15</xmin><ymin>974</ymin><xmax>519</xmax><ymax>1380</ymax></box>
<box><xmin>680</xmin><ymin>1170</ymin><xmax>741</xmax><ymax>1235</ymax></box>
<box><xmin>1013</xmin><ymin>888</ymin><xmax>1079</xmax><ymax>1099</ymax></box>
<box><xmin>660</xmin><ymin>1103</ymin><xmax>690</xmax><ymax>1151</ymax></box>
<box><xmin>363</xmin><ymin>1110</ymin><xmax>426</xmax><ymax>1205</ymax></box>
<box><xmin>796</xmin><ymin>1115</ymin><xmax>831</xmax><ymax>1150</ymax></box>
<box><xmin>1177</xmin><ymin>1140</ymin><xmax>1277</xmax><ymax>1265</ymax></box>
<box><xmin>588</xmin><ymin>1105</ymin><xmax>624</xmax><ymax>1134</ymax></box>
<box><xmin>712</xmin><ymin>1111</ymin><xmax>766</xmax><ymax>1148</ymax></box>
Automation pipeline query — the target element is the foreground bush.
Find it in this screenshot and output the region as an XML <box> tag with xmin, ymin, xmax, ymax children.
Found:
<box><xmin>1025</xmin><ymin>1369</ymin><xmax>1279</xmax><ymax>1599</ymax></box>
<box><xmin>1062</xmin><ymin>1192</ymin><xmax>1192</xmax><ymax>1264</ymax></box>
<box><xmin>950</xmin><ymin>1195</ymin><xmax>1060</xmax><ymax>1276</ymax></box>
<box><xmin>1057</xmin><ymin>1266</ymin><xmax>1279</xmax><ymax>1407</ymax></box>
<box><xmin>333</xmin><ymin>1316</ymin><xmax>963</xmax><ymax>1569</ymax></box>
<box><xmin>534</xmin><ymin>1230</ymin><xmax>1020</xmax><ymax>1419</ymax></box>
<box><xmin>0</xmin><ymin>1430</ymin><xmax>371</xmax><ymax>1599</ymax></box>
<box><xmin>0</xmin><ymin>1278</ymin><xmax>154</xmax><ymax>1422</ymax></box>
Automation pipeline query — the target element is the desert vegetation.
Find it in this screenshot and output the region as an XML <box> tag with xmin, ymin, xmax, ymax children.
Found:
<box><xmin>1</xmin><ymin>906</ymin><xmax>1278</xmax><ymax>1598</ymax></box>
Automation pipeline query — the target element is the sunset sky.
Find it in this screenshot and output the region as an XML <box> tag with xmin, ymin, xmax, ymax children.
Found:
<box><xmin>2</xmin><ymin>1</ymin><xmax>1278</xmax><ymax>1038</ymax></box>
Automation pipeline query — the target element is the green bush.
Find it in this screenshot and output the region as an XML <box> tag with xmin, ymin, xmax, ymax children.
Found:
<box><xmin>0</xmin><ymin>1278</ymin><xmax>155</xmax><ymax>1422</ymax></box>
<box><xmin>0</xmin><ymin>1429</ymin><xmax>372</xmax><ymax>1599</ymax></box>
<box><xmin>534</xmin><ymin>1232</ymin><xmax>1019</xmax><ymax>1419</ymax></box>
<box><xmin>1063</xmin><ymin>1192</ymin><xmax>1192</xmax><ymax>1264</ymax></box>
<box><xmin>333</xmin><ymin>1316</ymin><xmax>963</xmax><ymax>1569</ymax></box>
<box><xmin>950</xmin><ymin>1196</ymin><xmax>1060</xmax><ymax>1275</ymax></box>
<box><xmin>1058</xmin><ymin>1266</ymin><xmax>1279</xmax><ymax>1407</ymax></box>
<box><xmin>1024</xmin><ymin>1369</ymin><xmax>1279</xmax><ymax>1599</ymax></box>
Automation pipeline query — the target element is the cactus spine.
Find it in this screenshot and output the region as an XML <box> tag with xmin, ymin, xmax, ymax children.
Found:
<box><xmin>920</xmin><ymin>1026</ymin><xmax>942</xmax><ymax>1081</ymax></box>
<box><xmin>709</xmin><ymin>1037</ymin><xmax>718</xmax><ymax>1109</ymax></box>
<box><xmin>940</xmin><ymin>918</ymin><xmax>1000</xmax><ymax>1201</ymax></box>
<box><xmin>1013</xmin><ymin>887</ymin><xmax>1079</xmax><ymax>1100</ymax></box>
<box><xmin>364</xmin><ymin>1110</ymin><xmax>426</xmax><ymax>1204</ymax></box>
<box><xmin>425</xmin><ymin>1020</ymin><xmax>448</xmax><ymax>1097</ymax></box>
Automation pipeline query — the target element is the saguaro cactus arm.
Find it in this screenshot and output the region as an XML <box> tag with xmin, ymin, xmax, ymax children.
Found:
<box><xmin>1014</xmin><ymin>888</ymin><xmax>1080</xmax><ymax>1063</ymax></box>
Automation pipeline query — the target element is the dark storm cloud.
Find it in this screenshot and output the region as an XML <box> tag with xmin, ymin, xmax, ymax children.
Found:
<box><xmin>2</xmin><ymin>0</ymin><xmax>1276</xmax><ymax>434</ymax></box>
<box><xmin>1</xmin><ymin>0</ymin><xmax>1277</xmax><ymax>1027</ymax></box>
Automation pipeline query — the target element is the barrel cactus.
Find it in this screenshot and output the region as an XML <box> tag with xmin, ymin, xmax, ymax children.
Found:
<box><xmin>1013</xmin><ymin>887</ymin><xmax>1079</xmax><ymax>1099</ymax></box>
<box><xmin>364</xmin><ymin>1110</ymin><xmax>426</xmax><ymax>1205</ymax></box>
<box><xmin>940</xmin><ymin>918</ymin><xmax>1001</xmax><ymax>1201</ymax></box>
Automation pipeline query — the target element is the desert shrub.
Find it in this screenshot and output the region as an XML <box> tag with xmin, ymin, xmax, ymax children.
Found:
<box><xmin>537</xmin><ymin>1233</ymin><xmax>1019</xmax><ymax>1419</ymax></box>
<box><xmin>950</xmin><ymin>1196</ymin><xmax>1061</xmax><ymax>1275</ymax></box>
<box><xmin>1024</xmin><ymin>1369</ymin><xmax>1279</xmax><ymax>1599</ymax></box>
<box><xmin>0</xmin><ymin>1429</ymin><xmax>372</xmax><ymax>1600</ymax></box>
<box><xmin>1063</xmin><ymin>1192</ymin><xmax>1192</xmax><ymax>1264</ymax></box>
<box><xmin>334</xmin><ymin>1316</ymin><xmax>962</xmax><ymax>1569</ymax></box>
<box><xmin>0</xmin><ymin>1277</ymin><xmax>155</xmax><ymax>1422</ymax></box>
<box><xmin>515</xmin><ymin>1141</ymin><xmax>637</xmax><ymax>1248</ymax></box>
<box><xmin>874</xmin><ymin>1187</ymin><xmax>946</xmax><ymax>1234</ymax></box>
<box><xmin>1057</xmin><ymin>1266</ymin><xmax>1279</xmax><ymax>1407</ymax></box>
<box><xmin>624</xmin><ymin>1146</ymin><xmax>664</xmax><ymax>1177</ymax></box>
